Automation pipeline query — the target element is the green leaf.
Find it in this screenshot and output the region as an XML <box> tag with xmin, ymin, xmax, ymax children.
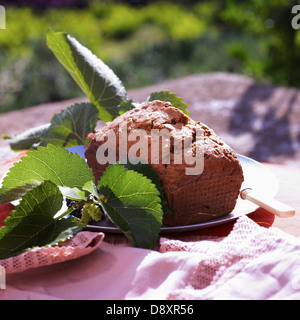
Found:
<box><xmin>2</xmin><ymin>124</ymin><xmax>51</xmax><ymax>151</ymax></box>
<box><xmin>98</xmin><ymin>163</ymin><xmax>163</xmax><ymax>249</ymax></box>
<box><xmin>0</xmin><ymin>182</ymin><xmax>42</xmax><ymax>204</ymax></box>
<box><xmin>39</xmin><ymin>103</ymin><xmax>98</xmax><ymax>148</ymax></box>
<box><xmin>118</xmin><ymin>99</ymin><xmax>138</xmax><ymax>115</ymax></box>
<box><xmin>147</xmin><ymin>90</ymin><xmax>190</xmax><ymax>116</ymax></box>
<box><xmin>47</xmin><ymin>29</ymin><xmax>127</xmax><ymax>122</ymax></box>
<box><xmin>0</xmin><ymin>181</ymin><xmax>82</xmax><ymax>259</ymax></box>
<box><xmin>82</xmin><ymin>180</ymin><xmax>100</xmax><ymax>200</ymax></box>
<box><xmin>0</xmin><ymin>144</ymin><xmax>94</xmax><ymax>203</ymax></box>
<box><xmin>59</xmin><ymin>186</ymin><xmax>87</xmax><ymax>201</ymax></box>
<box><xmin>122</xmin><ymin>162</ymin><xmax>172</xmax><ymax>215</ymax></box>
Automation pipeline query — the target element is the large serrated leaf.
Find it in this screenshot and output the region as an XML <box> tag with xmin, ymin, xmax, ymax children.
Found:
<box><xmin>39</xmin><ymin>103</ymin><xmax>98</xmax><ymax>148</ymax></box>
<box><xmin>0</xmin><ymin>180</ymin><xmax>82</xmax><ymax>260</ymax></box>
<box><xmin>98</xmin><ymin>164</ymin><xmax>163</xmax><ymax>249</ymax></box>
<box><xmin>47</xmin><ymin>29</ymin><xmax>127</xmax><ymax>122</ymax></box>
<box><xmin>0</xmin><ymin>144</ymin><xmax>94</xmax><ymax>203</ymax></box>
<box><xmin>147</xmin><ymin>90</ymin><xmax>190</xmax><ymax>116</ymax></box>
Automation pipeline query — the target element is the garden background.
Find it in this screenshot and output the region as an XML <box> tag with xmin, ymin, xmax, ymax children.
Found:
<box><xmin>0</xmin><ymin>0</ymin><xmax>299</xmax><ymax>114</ymax></box>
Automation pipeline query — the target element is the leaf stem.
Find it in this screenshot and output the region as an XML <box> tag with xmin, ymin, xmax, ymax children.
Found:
<box><xmin>54</xmin><ymin>206</ymin><xmax>78</xmax><ymax>220</ymax></box>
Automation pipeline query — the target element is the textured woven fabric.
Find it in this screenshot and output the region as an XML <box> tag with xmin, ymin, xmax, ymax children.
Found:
<box><xmin>159</xmin><ymin>215</ymin><xmax>300</xmax><ymax>299</ymax></box>
<box><xmin>0</xmin><ymin>231</ymin><xmax>104</xmax><ymax>274</ymax></box>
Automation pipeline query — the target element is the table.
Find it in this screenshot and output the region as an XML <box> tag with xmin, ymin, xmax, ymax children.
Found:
<box><xmin>1</xmin><ymin>152</ymin><xmax>300</xmax><ymax>300</ymax></box>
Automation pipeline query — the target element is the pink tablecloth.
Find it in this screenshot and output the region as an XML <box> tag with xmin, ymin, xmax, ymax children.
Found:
<box><xmin>0</xmin><ymin>215</ymin><xmax>300</xmax><ymax>300</ymax></box>
<box><xmin>1</xmin><ymin>153</ymin><xmax>300</xmax><ymax>300</ymax></box>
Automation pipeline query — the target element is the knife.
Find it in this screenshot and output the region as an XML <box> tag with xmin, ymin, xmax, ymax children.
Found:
<box><xmin>240</xmin><ymin>188</ymin><xmax>295</xmax><ymax>218</ymax></box>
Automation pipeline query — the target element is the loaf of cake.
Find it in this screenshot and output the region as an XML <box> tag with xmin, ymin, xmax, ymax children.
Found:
<box><xmin>85</xmin><ymin>100</ymin><xmax>244</xmax><ymax>226</ymax></box>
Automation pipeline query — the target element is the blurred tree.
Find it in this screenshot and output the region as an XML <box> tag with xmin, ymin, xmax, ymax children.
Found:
<box><xmin>221</xmin><ymin>0</ymin><xmax>300</xmax><ymax>87</ymax></box>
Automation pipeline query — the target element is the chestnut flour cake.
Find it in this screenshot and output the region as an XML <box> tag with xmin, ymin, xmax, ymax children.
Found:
<box><xmin>85</xmin><ymin>100</ymin><xmax>244</xmax><ymax>226</ymax></box>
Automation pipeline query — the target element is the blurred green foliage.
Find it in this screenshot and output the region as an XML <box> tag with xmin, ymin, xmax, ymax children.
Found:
<box><xmin>0</xmin><ymin>0</ymin><xmax>300</xmax><ymax>113</ymax></box>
